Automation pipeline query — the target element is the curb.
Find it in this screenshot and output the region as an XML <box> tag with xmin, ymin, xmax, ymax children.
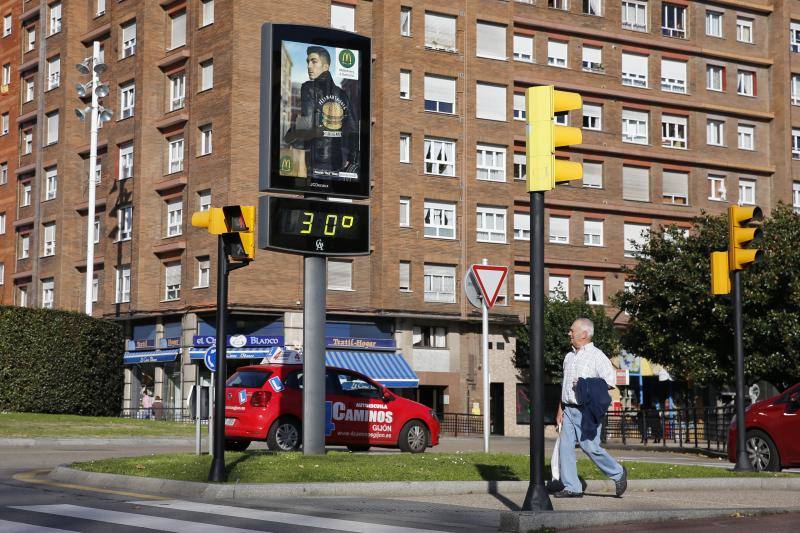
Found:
<box><xmin>48</xmin><ymin>466</ymin><xmax>800</xmax><ymax>499</ymax></box>
<box><xmin>499</xmin><ymin>508</ymin><xmax>799</xmax><ymax>532</ymax></box>
<box><xmin>0</xmin><ymin>438</ymin><xmax>194</xmax><ymax>447</ymax></box>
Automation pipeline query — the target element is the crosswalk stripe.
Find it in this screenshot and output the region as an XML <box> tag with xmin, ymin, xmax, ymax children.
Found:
<box><xmin>10</xmin><ymin>505</ymin><xmax>268</xmax><ymax>533</ymax></box>
<box><xmin>132</xmin><ymin>500</ymin><xmax>453</xmax><ymax>533</ymax></box>
<box><xmin>0</xmin><ymin>518</ymin><xmax>78</xmax><ymax>533</ymax></box>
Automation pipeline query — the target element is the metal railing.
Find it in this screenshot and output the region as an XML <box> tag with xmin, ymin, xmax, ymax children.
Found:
<box><xmin>120</xmin><ymin>407</ymin><xmax>193</xmax><ymax>422</ymax></box>
<box><xmin>602</xmin><ymin>406</ymin><xmax>734</xmax><ymax>454</ymax></box>
<box><xmin>439</xmin><ymin>412</ymin><xmax>483</xmax><ymax>436</ymax></box>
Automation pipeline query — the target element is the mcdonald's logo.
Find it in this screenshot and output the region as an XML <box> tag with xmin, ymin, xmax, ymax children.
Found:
<box><xmin>338</xmin><ymin>49</ymin><xmax>355</xmax><ymax>68</ymax></box>
<box><xmin>280</xmin><ymin>156</ymin><xmax>293</xmax><ymax>173</ymax></box>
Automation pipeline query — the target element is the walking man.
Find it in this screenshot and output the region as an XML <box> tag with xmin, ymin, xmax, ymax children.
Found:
<box><xmin>554</xmin><ymin>318</ymin><xmax>627</xmax><ymax>498</ymax></box>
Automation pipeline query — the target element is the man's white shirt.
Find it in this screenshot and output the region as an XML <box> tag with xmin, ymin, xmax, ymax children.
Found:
<box><xmin>561</xmin><ymin>342</ymin><xmax>615</xmax><ymax>405</ymax></box>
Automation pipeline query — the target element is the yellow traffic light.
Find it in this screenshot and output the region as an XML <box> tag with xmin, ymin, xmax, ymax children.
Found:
<box><xmin>710</xmin><ymin>251</ymin><xmax>731</xmax><ymax>295</ymax></box>
<box><xmin>728</xmin><ymin>205</ymin><xmax>763</xmax><ymax>271</ymax></box>
<box><xmin>191</xmin><ymin>208</ymin><xmax>227</xmax><ymax>234</ymax></box>
<box><xmin>222</xmin><ymin>205</ymin><xmax>256</xmax><ymax>262</ymax></box>
<box><xmin>525</xmin><ymin>86</ymin><xmax>583</xmax><ymax>192</ymax></box>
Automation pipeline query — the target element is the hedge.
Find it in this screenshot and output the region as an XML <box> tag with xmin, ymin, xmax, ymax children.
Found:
<box><xmin>0</xmin><ymin>306</ymin><xmax>124</xmax><ymax>416</ymax></box>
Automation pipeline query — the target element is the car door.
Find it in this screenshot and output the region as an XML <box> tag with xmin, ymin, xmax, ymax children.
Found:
<box><xmin>777</xmin><ymin>386</ymin><xmax>800</xmax><ymax>464</ymax></box>
<box><xmin>324</xmin><ymin>369</ymin><xmax>358</xmax><ymax>443</ymax></box>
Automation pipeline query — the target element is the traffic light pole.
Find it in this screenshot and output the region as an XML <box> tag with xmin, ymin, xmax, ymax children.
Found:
<box><xmin>522</xmin><ymin>191</ymin><xmax>553</xmax><ymax>511</ymax></box>
<box><xmin>732</xmin><ymin>270</ymin><xmax>752</xmax><ymax>471</ymax></box>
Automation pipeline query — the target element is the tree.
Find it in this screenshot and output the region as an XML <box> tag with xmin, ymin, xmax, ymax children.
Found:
<box><xmin>613</xmin><ymin>204</ymin><xmax>800</xmax><ymax>389</ymax></box>
<box><xmin>514</xmin><ymin>297</ymin><xmax>620</xmax><ymax>382</ymax></box>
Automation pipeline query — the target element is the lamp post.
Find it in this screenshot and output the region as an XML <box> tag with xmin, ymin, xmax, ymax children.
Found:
<box><xmin>75</xmin><ymin>41</ymin><xmax>111</xmax><ymax>315</ymax></box>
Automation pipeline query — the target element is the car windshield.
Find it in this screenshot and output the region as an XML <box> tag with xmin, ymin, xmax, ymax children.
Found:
<box><xmin>226</xmin><ymin>370</ymin><xmax>271</xmax><ymax>388</ymax></box>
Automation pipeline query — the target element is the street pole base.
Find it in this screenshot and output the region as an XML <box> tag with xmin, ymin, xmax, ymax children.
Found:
<box><xmin>208</xmin><ymin>457</ymin><xmax>226</xmax><ymax>482</ymax></box>
<box><xmin>733</xmin><ymin>452</ymin><xmax>754</xmax><ymax>472</ymax></box>
<box><xmin>521</xmin><ymin>482</ymin><xmax>553</xmax><ymax>511</ymax></box>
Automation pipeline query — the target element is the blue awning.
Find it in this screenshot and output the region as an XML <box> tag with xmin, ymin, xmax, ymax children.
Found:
<box><xmin>189</xmin><ymin>347</ymin><xmax>282</xmax><ymax>360</ymax></box>
<box><xmin>124</xmin><ymin>349</ymin><xmax>179</xmax><ymax>364</ymax></box>
<box><xmin>326</xmin><ymin>351</ymin><xmax>418</xmax><ymax>388</ymax></box>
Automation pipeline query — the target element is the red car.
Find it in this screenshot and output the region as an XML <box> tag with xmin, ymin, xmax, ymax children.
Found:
<box><xmin>223</xmin><ymin>363</ymin><xmax>440</xmax><ymax>453</ymax></box>
<box><xmin>727</xmin><ymin>383</ymin><xmax>800</xmax><ymax>471</ymax></box>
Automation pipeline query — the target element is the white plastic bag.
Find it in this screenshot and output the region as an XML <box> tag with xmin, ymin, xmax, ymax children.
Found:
<box><xmin>551</xmin><ymin>425</ymin><xmax>561</xmax><ymax>480</ymax></box>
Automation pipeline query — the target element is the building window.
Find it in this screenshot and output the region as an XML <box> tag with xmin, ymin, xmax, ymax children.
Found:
<box><xmin>737</xmin><ymin>124</ymin><xmax>755</xmax><ymax>150</ymax></box>
<box><xmin>115</xmin><ymin>265</ymin><xmax>131</xmax><ymax>303</ymax></box>
<box><xmin>549</xmin><ymin>275</ymin><xmax>569</xmax><ymax>300</ymax></box>
<box><xmin>48</xmin><ymin>2</ymin><xmax>62</xmax><ymax>36</ymax></box>
<box><xmin>42</xmin><ymin>222</ymin><xmax>56</xmax><ymax>256</ymax></box>
<box><xmin>200</xmin><ymin>59</ymin><xmax>214</xmax><ymax>91</ymax></box>
<box><xmin>547</xmin><ymin>40</ymin><xmax>568</xmax><ymax>68</ymax></box>
<box><xmin>400</xmin><ymin>6</ymin><xmax>412</xmax><ymax>36</ymax></box>
<box><xmin>622</xmin><ymin>109</ymin><xmax>649</xmax><ymax>144</ymax></box>
<box><xmin>0</xmin><ymin>213</ymin><xmax>4</xmax><ymax>235</ymax></box>
<box><xmin>400</xmin><ymin>133</ymin><xmax>411</xmax><ymax>162</ymax></box>
<box><xmin>118</xmin><ymin>205</ymin><xmax>132</xmax><ymax>241</ymax></box>
<box><xmin>121</xmin><ymin>21</ymin><xmax>136</xmax><ymax>58</ymax></box>
<box><xmin>738</xmin><ymin>179</ymin><xmax>756</xmax><ymax>205</ymax></box>
<box><xmin>91</xmin><ymin>276</ymin><xmax>99</xmax><ymax>303</ymax></box>
<box><xmin>44</xmin><ymin>167</ymin><xmax>57</xmax><ymax>200</ymax></box>
<box><xmin>584</xmin><ymin>219</ymin><xmax>603</xmax><ymax>246</ymax></box>
<box><xmin>423</xmin><ymin>75</ymin><xmax>456</xmax><ymax>114</ymax></box>
<box><xmin>45</xmin><ymin>111</ymin><xmax>59</xmax><ymax>145</ymax></box>
<box><xmin>793</xmin><ymin>129</ymin><xmax>800</xmax><ymax>159</ymax></box>
<box><xmin>621</xmin><ymin>52</ymin><xmax>648</xmax><ymax>88</ymax></box>
<box><xmin>662</xmin><ymin>3</ymin><xmax>686</xmax><ymax>39</ymax></box>
<box><xmin>201</xmin><ymin>0</ymin><xmax>214</xmax><ymax>27</ymax></box>
<box><xmin>549</xmin><ymin>216</ymin><xmax>569</xmax><ymax>244</ymax></box>
<box><xmin>514</xmin><ymin>212</ymin><xmax>530</xmax><ymax>240</ymax></box>
<box><xmin>513</xmin><ymin>93</ymin><xmax>526</xmax><ymax>120</ymax></box>
<box><xmin>582</xmin><ymin>45</ymin><xmax>602</xmax><ymax>73</ymax></box>
<box><xmin>93</xmin><ymin>216</ymin><xmax>100</xmax><ymax>244</ymax></box>
<box><xmin>200</xmin><ymin>124</ymin><xmax>212</xmax><ymax>155</ymax></box>
<box><xmin>41</xmin><ymin>278</ymin><xmax>54</xmax><ymax>309</ymax></box>
<box><xmin>21</xmin><ymin>182</ymin><xmax>32</xmax><ymax>206</ymax></box>
<box><xmin>514</xmin><ymin>272</ymin><xmax>530</xmax><ymax>301</ymax></box>
<box><xmin>164</xmin><ymin>262</ymin><xmax>181</xmax><ymax>300</ymax></box>
<box><xmin>623</xmin><ymin>165</ymin><xmax>650</xmax><ymax>202</ymax></box>
<box><xmin>1</xmin><ymin>63</ymin><xmax>9</xmax><ymax>86</ymax></box>
<box><xmin>19</xmin><ymin>234</ymin><xmax>30</xmax><ymax>259</ymax></box>
<box><xmin>582</xmin><ymin>160</ymin><xmax>603</xmax><ymax>188</ymax></box>
<box><xmin>708</xmin><ymin>174</ymin><xmax>727</xmax><ymax>201</ymax></box>
<box><xmin>792</xmin><ymin>75</ymin><xmax>800</xmax><ymax>105</ymax></box>
<box><xmin>25</xmin><ymin>26</ymin><xmax>35</xmax><ymax>52</ymax></box>
<box><xmin>513</xmin><ymin>34</ymin><xmax>533</xmax><ymax>62</ymax></box>
<box><xmin>97</xmin><ymin>0</ymin><xmax>106</xmax><ymax>17</ymax></box>
<box><xmin>331</xmin><ymin>3</ymin><xmax>355</xmax><ymax>32</ymax></box>
<box><xmin>476</xmin><ymin>205</ymin><xmax>507</xmax><ymax>243</ymax></box>
<box><xmin>707</xmin><ymin>65</ymin><xmax>724</xmax><ymax>91</ymax></box>
<box><xmin>120</xmin><ymin>82</ymin><xmax>135</xmax><ymax>119</ymax></box>
<box><xmin>168</xmin><ymin>136</ymin><xmax>184</xmax><ymax>173</ymax></box>
<box><xmin>584</xmin><ymin>278</ymin><xmax>603</xmax><ymax>305</ymax></box>
<box><xmin>423</xmin><ymin>264</ymin><xmax>456</xmax><ymax>303</ymax></box>
<box><xmin>198</xmin><ymin>189</ymin><xmax>211</xmax><ymax>211</ymax></box>
<box><xmin>425</xmin><ymin>12</ymin><xmax>457</xmax><ymax>52</ymax></box>
<box><xmin>424</xmin><ymin>137</ymin><xmax>456</xmax><ymax>176</ymax></box>
<box><xmin>476</xmin><ymin>82</ymin><xmax>506</xmax><ymax>121</ymax></box>
<box><xmin>706</xmin><ymin>10</ymin><xmax>723</xmax><ymax>37</ymax></box>
<box><xmin>737</xmin><ymin>70</ymin><xmax>755</xmax><ymax>96</ymax></box>
<box><xmin>413</xmin><ymin>326</ymin><xmax>447</xmax><ymax>347</ymax></box>
<box><xmin>119</xmin><ymin>142</ymin><xmax>134</xmax><ymax>179</ymax></box>
<box><xmin>793</xmin><ymin>182</ymin><xmax>800</xmax><ymax>213</ymax></box>
<box><xmin>583</xmin><ymin>0</ymin><xmax>602</xmax><ymax>16</ymax></box>
<box><xmin>197</xmin><ymin>257</ymin><xmax>210</xmax><ymax>288</ymax></box>
<box><xmin>661</xmin><ymin>114</ymin><xmax>687</xmax><ymax>149</ymax></box>
<box><xmin>169</xmin><ymin>72</ymin><xmax>186</xmax><ymax>110</ymax></box>
<box><xmin>0</xmin><ymin>263</ymin><xmax>4</xmax><ymax>285</ymax></box>
<box><xmin>399</xmin><ymin>69</ymin><xmax>410</xmax><ymax>99</ymax></box>
<box><xmin>662</xmin><ymin>170</ymin><xmax>689</xmax><ymax>205</ymax></box>
<box><xmin>737</xmin><ymin>17</ymin><xmax>753</xmax><ymax>43</ymax></box>
<box><xmin>476</xmin><ymin>22</ymin><xmax>506</xmax><ymax>60</ymax></box>
<box><xmin>622</xmin><ymin>0</ymin><xmax>648</xmax><ymax>32</ymax></box>
<box><xmin>423</xmin><ymin>200</ymin><xmax>456</xmax><ymax>239</ymax></box>
<box><xmin>582</xmin><ymin>103</ymin><xmax>602</xmax><ymax>130</ymax></box>
<box><xmin>514</xmin><ymin>153</ymin><xmax>526</xmax><ymax>181</ymax></box>
<box><xmin>399</xmin><ymin>197</ymin><xmax>411</xmax><ymax>227</ymax></box>
<box><xmin>476</xmin><ymin>144</ymin><xmax>506</xmax><ymax>182</ymax></box>
<box><xmin>327</xmin><ymin>259</ymin><xmax>353</xmax><ymax>290</ymax></box>
<box><xmin>24</xmin><ymin>78</ymin><xmax>35</xmax><ymax>102</ymax></box>
<box><xmin>399</xmin><ymin>261</ymin><xmax>411</xmax><ymax>291</ymax></box>
<box><xmin>22</xmin><ymin>130</ymin><xmax>33</xmax><ymax>154</ymax></box>
<box><xmin>792</xmin><ymin>22</ymin><xmax>800</xmax><ymax>53</ymax></box>
<box><xmin>707</xmin><ymin>119</ymin><xmax>724</xmax><ymax>146</ymax></box>
<box><xmin>47</xmin><ymin>56</ymin><xmax>60</xmax><ymax>90</ymax></box>
<box><xmin>166</xmin><ymin>199</ymin><xmax>183</xmax><ymax>237</ymax></box>
<box><xmin>0</xmin><ymin>113</ymin><xmax>7</xmax><ymax>135</ymax></box>
<box><xmin>661</xmin><ymin>59</ymin><xmax>687</xmax><ymax>93</ymax></box>
<box><xmin>3</xmin><ymin>14</ymin><xmax>11</xmax><ymax>37</ymax></box>
<box><xmin>17</xmin><ymin>285</ymin><xmax>28</xmax><ymax>307</ymax></box>
<box><xmin>0</xmin><ymin>161</ymin><xmax>6</xmax><ymax>184</ymax></box>
<box><xmin>169</xmin><ymin>10</ymin><xmax>186</xmax><ymax>50</ymax></box>
<box><xmin>624</xmin><ymin>223</ymin><xmax>650</xmax><ymax>257</ymax></box>
<box><xmin>549</xmin><ymin>0</ymin><xmax>568</xmax><ymax>10</ymax></box>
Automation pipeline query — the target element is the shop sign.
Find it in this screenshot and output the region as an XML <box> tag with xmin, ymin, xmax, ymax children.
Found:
<box><xmin>325</xmin><ymin>337</ymin><xmax>395</xmax><ymax>350</ymax></box>
<box><xmin>616</xmin><ymin>369</ymin><xmax>630</xmax><ymax>387</ymax></box>
<box><xmin>192</xmin><ymin>335</ymin><xmax>284</xmax><ymax>348</ymax></box>
<box><xmin>127</xmin><ymin>339</ymin><xmax>156</xmax><ymax>351</ymax></box>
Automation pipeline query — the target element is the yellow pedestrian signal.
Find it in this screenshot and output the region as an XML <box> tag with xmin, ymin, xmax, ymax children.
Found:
<box><xmin>191</xmin><ymin>208</ymin><xmax>227</xmax><ymax>235</ymax></box>
<box><xmin>222</xmin><ymin>205</ymin><xmax>256</xmax><ymax>262</ymax></box>
<box><xmin>525</xmin><ymin>86</ymin><xmax>583</xmax><ymax>192</ymax></box>
<box><xmin>710</xmin><ymin>251</ymin><xmax>731</xmax><ymax>295</ymax></box>
<box><xmin>728</xmin><ymin>205</ymin><xmax>763</xmax><ymax>271</ymax></box>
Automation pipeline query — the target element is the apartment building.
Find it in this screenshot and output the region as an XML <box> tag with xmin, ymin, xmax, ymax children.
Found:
<box><xmin>0</xmin><ymin>0</ymin><xmax>798</xmax><ymax>436</ymax></box>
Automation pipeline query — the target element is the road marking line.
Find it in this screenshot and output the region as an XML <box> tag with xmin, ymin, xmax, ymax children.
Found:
<box><xmin>12</xmin><ymin>470</ymin><xmax>166</xmax><ymax>500</ymax></box>
<box><xmin>10</xmin><ymin>504</ymin><xmax>268</xmax><ymax>533</ymax></box>
<box><xmin>0</xmin><ymin>518</ymin><xmax>78</xmax><ymax>533</ymax></box>
<box><xmin>133</xmin><ymin>499</ymin><xmax>454</xmax><ymax>533</ymax></box>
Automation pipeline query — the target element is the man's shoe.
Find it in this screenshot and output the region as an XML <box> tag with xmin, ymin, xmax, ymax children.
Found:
<box><xmin>615</xmin><ymin>466</ymin><xmax>628</xmax><ymax>497</ymax></box>
<box><xmin>552</xmin><ymin>489</ymin><xmax>583</xmax><ymax>498</ymax></box>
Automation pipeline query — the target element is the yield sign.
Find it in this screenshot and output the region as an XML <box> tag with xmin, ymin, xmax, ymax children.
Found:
<box><xmin>470</xmin><ymin>264</ymin><xmax>509</xmax><ymax>309</ymax></box>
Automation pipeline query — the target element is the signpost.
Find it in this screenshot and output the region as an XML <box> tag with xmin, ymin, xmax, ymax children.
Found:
<box><xmin>466</xmin><ymin>260</ymin><xmax>508</xmax><ymax>453</ymax></box>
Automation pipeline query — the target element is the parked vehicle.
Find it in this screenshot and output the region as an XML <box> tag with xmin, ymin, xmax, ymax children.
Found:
<box><xmin>727</xmin><ymin>383</ymin><xmax>800</xmax><ymax>471</ymax></box>
<box><xmin>224</xmin><ymin>362</ymin><xmax>439</xmax><ymax>453</ymax></box>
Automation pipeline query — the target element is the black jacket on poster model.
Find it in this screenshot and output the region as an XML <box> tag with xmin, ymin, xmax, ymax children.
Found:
<box><xmin>575</xmin><ymin>377</ymin><xmax>612</xmax><ymax>441</ymax></box>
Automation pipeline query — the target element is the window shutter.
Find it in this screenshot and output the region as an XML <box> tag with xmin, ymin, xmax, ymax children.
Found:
<box><xmin>327</xmin><ymin>260</ymin><xmax>352</xmax><ymax>289</ymax></box>
<box><xmin>476</xmin><ymin>22</ymin><xmax>506</xmax><ymax>59</ymax></box>
<box><xmin>514</xmin><ymin>273</ymin><xmax>530</xmax><ymax>296</ymax></box>
<box><xmin>331</xmin><ymin>4</ymin><xmax>355</xmax><ymax>31</ymax></box>
<box><xmin>622</xmin><ymin>52</ymin><xmax>648</xmax><ymax>76</ymax></box>
<box><xmin>549</xmin><ymin>216</ymin><xmax>569</xmax><ymax>239</ymax></box>
<box><xmin>662</xmin><ymin>170</ymin><xmax>688</xmax><ymax>198</ymax></box>
<box><xmin>582</xmin><ymin>161</ymin><xmax>602</xmax><ymax>187</ymax></box>
<box><xmin>583</xmin><ymin>46</ymin><xmax>601</xmax><ymax>64</ymax></box>
<box><xmin>514</xmin><ymin>93</ymin><xmax>525</xmax><ymax>112</ymax></box>
<box><xmin>624</xmin><ymin>223</ymin><xmax>650</xmax><ymax>250</ymax></box>
<box><xmin>514</xmin><ymin>212</ymin><xmax>530</xmax><ymax>232</ymax></box>
<box><xmin>399</xmin><ymin>261</ymin><xmax>410</xmax><ymax>290</ymax></box>
<box><xmin>123</xmin><ymin>22</ymin><xmax>135</xmax><ymax>43</ymax></box>
<box><xmin>425</xmin><ymin>13</ymin><xmax>456</xmax><ymax>49</ymax></box>
<box><xmin>171</xmin><ymin>12</ymin><xmax>186</xmax><ymax>48</ymax></box>
<box><xmin>476</xmin><ymin>83</ymin><xmax>506</xmax><ymax>120</ymax></box>
<box><xmin>165</xmin><ymin>264</ymin><xmax>181</xmax><ymax>286</ymax></box>
<box><xmin>400</xmin><ymin>70</ymin><xmax>410</xmax><ymax>96</ymax></box>
<box><xmin>661</xmin><ymin>59</ymin><xmax>686</xmax><ymax>81</ymax></box>
<box><xmin>623</xmin><ymin>166</ymin><xmax>650</xmax><ymax>201</ymax></box>
<box><xmin>424</xmin><ymin>75</ymin><xmax>455</xmax><ymax>104</ymax></box>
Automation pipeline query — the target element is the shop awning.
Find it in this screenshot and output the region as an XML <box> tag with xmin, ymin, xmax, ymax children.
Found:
<box><xmin>326</xmin><ymin>351</ymin><xmax>419</xmax><ymax>388</ymax></box>
<box><xmin>123</xmin><ymin>349</ymin><xmax>180</xmax><ymax>364</ymax></box>
<box><xmin>188</xmin><ymin>347</ymin><xmax>282</xmax><ymax>360</ymax></box>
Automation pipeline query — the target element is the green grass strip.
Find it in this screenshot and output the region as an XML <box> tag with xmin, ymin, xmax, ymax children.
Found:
<box><xmin>0</xmin><ymin>412</ymin><xmax>195</xmax><ymax>438</ymax></box>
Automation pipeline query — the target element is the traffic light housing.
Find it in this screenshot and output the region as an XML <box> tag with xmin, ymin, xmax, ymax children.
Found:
<box><xmin>221</xmin><ymin>205</ymin><xmax>256</xmax><ymax>262</ymax></box>
<box><xmin>728</xmin><ymin>205</ymin><xmax>763</xmax><ymax>271</ymax></box>
<box><xmin>525</xmin><ymin>86</ymin><xmax>583</xmax><ymax>191</ymax></box>
<box><xmin>710</xmin><ymin>251</ymin><xmax>731</xmax><ymax>295</ymax></box>
<box><xmin>191</xmin><ymin>208</ymin><xmax>227</xmax><ymax>234</ymax></box>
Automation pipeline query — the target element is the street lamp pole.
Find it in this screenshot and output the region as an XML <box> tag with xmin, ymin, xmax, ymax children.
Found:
<box><xmin>84</xmin><ymin>41</ymin><xmax>101</xmax><ymax>315</ymax></box>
